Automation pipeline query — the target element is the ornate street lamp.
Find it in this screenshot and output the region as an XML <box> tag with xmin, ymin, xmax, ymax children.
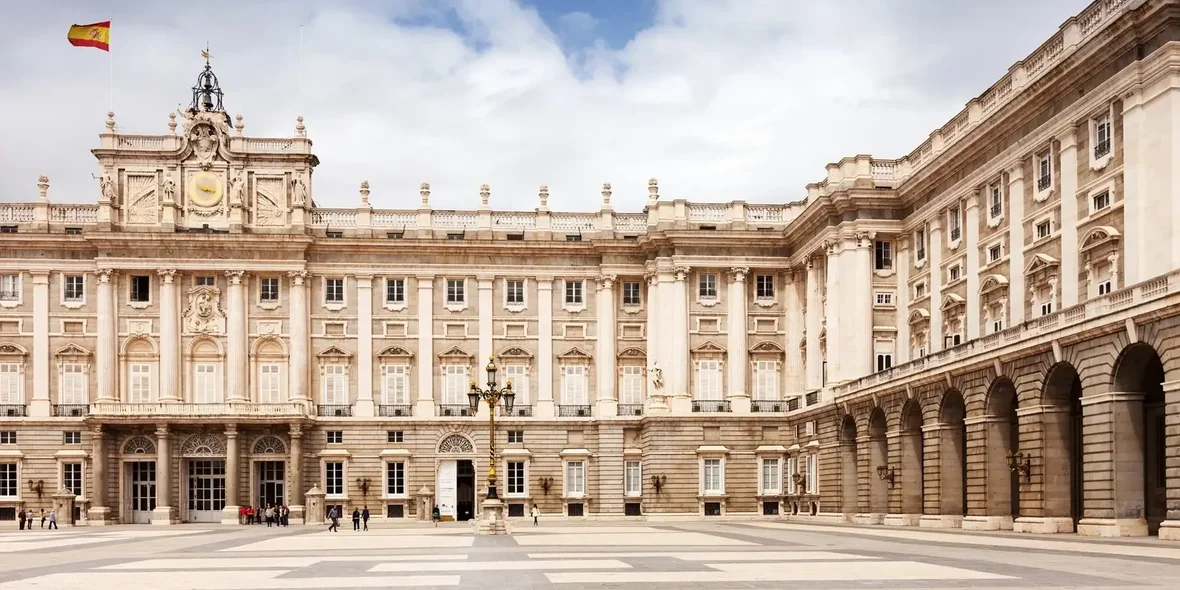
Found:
<box><xmin>468</xmin><ymin>356</ymin><xmax>515</xmax><ymax>501</ymax></box>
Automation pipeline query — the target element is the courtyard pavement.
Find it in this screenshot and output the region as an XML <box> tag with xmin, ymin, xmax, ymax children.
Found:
<box><xmin>1</xmin><ymin>519</ymin><xmax>1178</xmax><ymax>589</ymax></box>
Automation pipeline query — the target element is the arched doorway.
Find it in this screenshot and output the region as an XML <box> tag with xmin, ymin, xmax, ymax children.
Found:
<box><xmin>436</xmin><ymin>433</ymin><xmax>477</xmax><ymax>522</ymax></box>
<box><xmin>937</xmin><ymin>390</ymin><xmax>967</xmax><ymax>523</ymax></box>
<box><xmin>1042</xmin><ymin>362</ymin><xmax>1084</xmax><ymax>531</ymax></box>
<box><xmin>868</xmin><ymin>409</ymin><xmax>888</xmax><ymax>517</ymax></box>
<box><xmin>840</xmin><ymin>415</ymin><xmax>858</xmax><ymax>517</ymax></box>
<box><xmin>984</xmin><ymin>377</ymin><xmax>1019</xmax><ymax>529</ymax></box>
<box><xmin>899</xmin><ymin>400</ymin><xmax>924</xmax><ymax>520</ymax></box>
<box><xmin>1111</xmin><ymin>343</ymin><xmax>1167</xmax><ymax>536</ymax></box>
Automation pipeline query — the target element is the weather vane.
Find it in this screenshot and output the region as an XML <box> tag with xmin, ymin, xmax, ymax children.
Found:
<box><xmin>201</xmin><ymin>43</ymin><xmax>212</xmax><ymax>66</ymax></box>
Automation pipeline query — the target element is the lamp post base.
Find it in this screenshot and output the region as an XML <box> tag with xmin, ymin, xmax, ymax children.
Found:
<box><xmin>476</xmin><ymin>498</ymin><xmax>510</xmax><ymax>535</ymax></box>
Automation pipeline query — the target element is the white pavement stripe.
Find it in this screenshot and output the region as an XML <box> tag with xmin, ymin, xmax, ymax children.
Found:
<box><xmin>513</xmin><ymin>526</ymin><xmax>666</xmax><ymax>534</ymax></box>
<box><xmin>222</xmin><ymin>535</ymin><xmax>474</xmax><ymax>552</ymax></box>
<box><xmin>100</xmin><ymin>555</ymin><xmax>466</xmax><ymax>570</ymax></box>
<box><xmin>748</xmin><ymin>522</ymin><xmax>1180</xmax><ymax>561</ymax></box>
<box><xmin>513</xmin><ymin>532</ymin><xmax>752</xmax><ymax>546</ymax></box>
<box><xmin>370</xmin><ymin>559</ymin><xmax>630</xmax><ymax>572</ymax></box>
<box><xmin>546</xmin><ymin>561</ymin><xmax>1013</xmax><ymax>584</ymax></box>
<box><xmin>528</xmin><ymin>551</ymin><xmax>876</xmax><ymax>561</ymax></box>
<box><xmin>0</xmin><ymin>570</ymin><xmax>460</xmax><ymax>589</ymax></box>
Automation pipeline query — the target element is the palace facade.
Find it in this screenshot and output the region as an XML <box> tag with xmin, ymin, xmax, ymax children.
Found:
<box><xmin>2</xmin><ymin>0</ymin><xmax>1179</xmax><ymax>538</ymax></box>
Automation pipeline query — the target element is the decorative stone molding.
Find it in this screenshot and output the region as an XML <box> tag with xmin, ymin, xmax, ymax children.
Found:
<box><xmin>438</xmin><ymin>433</ymin><xmax>475</xmax><ymax>454</ymax></box>
<box><xmin>180</xmin><ymin>433</ymin><xmax>227</xmax><ymax>457</ymax></box>
<box><xmin>183</xmin><ymin>285</ymin><xmax>225</xmax><ymax>334</ymax></box>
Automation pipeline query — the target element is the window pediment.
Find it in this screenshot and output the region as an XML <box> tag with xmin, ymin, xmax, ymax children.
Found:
<box><xmin>497</xmin><ymin>346</ymin><xmax>533</xmax><ymax>359</ymax></box>
<box><xmin>908</xmin><ymin>308</ymin><xmax>930</xmax><ymax>326</ymax></box>
<box><xmin>617</xmin><ymin>346</ymin><xmax>646</xmax><ymax>359</ymax></box>
<box><xmin>980</xmin><ymin>274</ymin><xmax>1009</xmax><ymax>296</ymax></box>
<box><xmin>53</xmin><ymin>343</ymin><xmax>91</xmax><ymax>359</ymax></box>
<box><xmin>749</xmin><ymin>340</ymin><xmax>784</xmax><ymax>355</ymax></box>
<box><xmin>316</xmin><ymin>346</ymin><xmax>352</xmax><ymax>364</ymax></box>
<box><xmin>377</xmin><ymin>345</ymin><xmax>414</xmax><ymax>360</ymax></box>
<box><xmin>940</xmin><ymin>293</ymin><xmax>966</xmax><ymax>312</ymax></box>
<box><xmin>1081</xmin><ymin>225</ymin><xmax>1120</xmax><ymax>253</ymax></box>
<box><xmin>1023</xmin><ymin>252</ymin><xmax>1060</xmax><ymax>276</ymax></box>
<box><xmin>437</xmin><ymin>345</ymin><xmax>472</xmax><ymax>361</ymax></box>
<box><xmin>556</xmin><ymin>346</ymin><xmax>592</xmax><ymax>361</ymax></box>
<box><xmin>691</xmin><ymin>341</ymin><xmax>726</xmax><ymax>354</ymax></box>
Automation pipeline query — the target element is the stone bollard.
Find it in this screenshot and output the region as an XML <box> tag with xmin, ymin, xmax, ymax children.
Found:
<box><xmin>304</xmin><ymin>485</ymin><xmax>325</xmax><ymax>525</ymax></box>
<box><xmin>52</xmin><ymin>488</ymin><xmax>77</xmax><ymax>527</ymax></box>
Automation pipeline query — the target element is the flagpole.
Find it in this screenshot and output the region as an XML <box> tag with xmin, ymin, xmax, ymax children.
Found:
<box><xmin>298</xmin><ymin>24</ymin><xmax>304</xmax><ymax>117</ymax></box>
<box><xmin>109</xmin><ymin>49</ymin><xmax>114</xmax><ymax>114</ymax></box>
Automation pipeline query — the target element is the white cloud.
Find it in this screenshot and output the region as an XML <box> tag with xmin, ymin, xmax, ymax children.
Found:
<box><xmin>559</xmin><ymin>11</ymin><xmax>598</xmax><ymax>33</ymax></box>
<box><xmin>0</xmin><ymin>0</ymin><xmax>1086</xmax><ymax>212</ymax></box>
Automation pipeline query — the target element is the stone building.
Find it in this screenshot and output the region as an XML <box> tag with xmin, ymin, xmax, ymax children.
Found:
<box><xmin>1</xmin><ymin>0</ymin><xmax>1178</xmax><ymax>538</ymax></box>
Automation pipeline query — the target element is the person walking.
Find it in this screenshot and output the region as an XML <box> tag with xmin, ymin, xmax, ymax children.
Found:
<box><xmin>327</xmin><ymin>506</ymin><xmax>339</xmax><ymax>532</ymax></box>
<box><xmin>361</xmin><ymin>506</ymin><xmax>370</xmax><ymax>531</ymax></box>
<box><xmin>47</xmin><ymin>511</ymin><xmax>57</xmax><ymax>530</ymax></box>
<box><xmin>17</xmin><ymin>509</ymin><xmax>24</xmax><ymax>530</ymax></box>
<box><xmin>431</xmin><ymin>505</ymin><xmax>440</xmax><ymax>527</ymax></box>
<box><xmin>531</xmin><ymin>504</ymin><xmax>540</xmax><ymax>526</ymax></box>
<box><xmin>351</xmin><ymin>507</ymin><xmax>361</xmax><ymax>531</ymax></box>
<box><xmin>24</xmin><ymin>510</ymin><xmax>32</xmax><ymax>531</ymax></box>
<box><xmin>246</xmin><ymin>505</ymin><xmax>254</xmax><ymax>525</ymax></box>
<box><xmin>39</xmin><ymin>509</ymin><xmax>46</xmax><ymax>529</ymax></box>
<box><xmin>265</xmin><ymin>505</ymin><xmax>274</xmax><ymax>527</ymax></box>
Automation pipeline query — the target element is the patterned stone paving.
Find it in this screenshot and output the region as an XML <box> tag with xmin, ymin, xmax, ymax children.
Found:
<box><xmin>0</xmin><ymin>520</ymin><xmax>1177</xmax><ymax>589</ymax></box>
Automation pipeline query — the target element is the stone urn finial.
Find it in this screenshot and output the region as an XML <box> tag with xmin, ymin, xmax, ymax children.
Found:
<box><xmin>420</xmin><ymin>182</ymin><xmax>431</xmax><ymax>207</ymax></box>
<box><xmin>295</xmin><ymin>115</ymin><xmax>306</xmax><ymax>137</ymax></box>
<box><xmin>359</xmin><ymin>180</ymin><xmax>370</xmax><ymax>206</ymax></box>
<box><xmin>647</xmin><ymin>178</ymin><xmax>659</xmax><ymax>202</ymax></box>
<box><xmin>480</xmin><ymin>184</ymin><xmax>491</xmax><ymax>208</ymax></box>
<box><xmin>37</xmin><ymin>175</ymin><xmax>49</xmax><ymax>201</ymax></box>
<box><xmin>234</xmin><ymin>114</ymin><xmax>245</xmax><ymax>136</ymax></box>
<box><xmin>538</xmin><ymin>185</ymin><xmax>549</xmax><ymax>211</ymax></box>
<box><xmin>602</xmin><ymin>182</ymin><xmax>612</xmax><ymax>206</ymax></box>
<box><xmin>105</xmin><ymin>111</ymin><xmax>116</xmax><ymax>132</ymax></box>
<box><xmin>167</xmin><ymin>112</ymin><xmax>177</xmax><ymax>135</ymax></box>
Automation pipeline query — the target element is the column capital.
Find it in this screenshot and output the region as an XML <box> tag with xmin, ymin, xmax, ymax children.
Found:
<box><xmin>965</xmin><ymin>191</ymin><xmax>980</xmax><ymax>211</ymax></box>
<box><xmin>416</xmin><ymin>274</ymin><xmax>435</xmax><ymax>286</ymax></box>
<box><xmin>155</xmin><ymin>424</ymin><xmax>170</xmax><ymax>437</ymax></box>
<box><xmin>30</xmin><ymin>271</ymin><xmax>49</xmax><ymax>284</ymax></box>
<box><xmin>1007</xmin><ymin>160</ymin><xmax>1025</xmax><ymax>180</ymax></box>
<box><xmin>90</xmin><ymin>423</ymin><xmax>105</xmax><ymax>436</ymax></box>
<box><xmin>928</xmin><ymin>217</ymin><xmax>942</xmax><ymax>233</ymax></box>
<box><xmin>596</xmin><ymin>275</ymin><xmax>617</xmax><ymax>289</ymax></box>
<box><xmin>287</xmin><ymin>270</ymin><xmax>308</xmax><ymax>286</ymax></box>
<box><xmin>355</xmin><ymin>275</ymin><xmax>374</xmax><ymax>285</ymax></box>
<box><xmin>225</xmin><ymin>270</ymin><xmax>246</xmax><ymax>284</ymax></box>
<box><xmin>644</xmin><ymin>272</ymin><xmax>657</xmax><ymax>286</ymax></box>
<box><xmin>96</xmin><ymin>268</ymin><xmax>114</xmax><ymax>283</ymax></box>
<box><xmin>289</xmin><ymin>423</ymin><xmax>304</xmax><ymax>438</ymax></box>
<box><xmin>854</xmin><ymin>231</ymin><xmax>875</xmax><ymax>248</ymax></box>
<box><xmin>673</xmin><ymin>266</ymin><xmax>690</xmax><ymax>281</ymax></box>
<box><xmin>225</xmin><ymin>423</ymin><xmax>238</xmax><ymax>437</ymax></box>
<box><xmin>729</xmin><ymin>267</ymin><xmax>749</xmax><ymax>281</ymax></box>
<box><xmin>536</xmin><ymin>275</ymin><xmax>555</xmax><ymax>287</ymax></box>
<box><xmin>478</xmin><ymin>276</ymin><xmax>494</xmax><ymax>287</ymax></box>
<box><xmin>157</xmin><ymin>269</ymin><xmax>177</xmax><ymax>283</ymax></box>
<box><xmin>1057</xmin><ymin>126</ymin><xmax>1078</xmax><ymax>151</ymax></box>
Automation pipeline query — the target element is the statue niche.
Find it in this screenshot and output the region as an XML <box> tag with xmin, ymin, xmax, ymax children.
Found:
<box><xmin>183</xmin><ymin>285</ymin><xmax>226</xmax><ymax>334</ymax></box>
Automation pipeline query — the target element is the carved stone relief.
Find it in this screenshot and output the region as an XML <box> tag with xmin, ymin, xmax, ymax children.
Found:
<box><xmin>254</xmin><ymin>176</ymin><xmax>286</xmax><ymax>226</ymax></box>
<box><xmin>125</xmin><ymin>174</ymin><xmax>158</xmax><ymax>224</ymax></box>
<box><xmin>183</xmin><ymin>285</ymin><xmax>226</xmax><ymax>334</ymax></box>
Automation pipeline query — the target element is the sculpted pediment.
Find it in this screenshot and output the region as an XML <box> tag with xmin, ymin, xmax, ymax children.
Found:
<box><xmin>498</xmin><ymin>346</ymin><xmax>533</xmax><ymax>359</ymax></box>
<box><xmin>183</xmin><ymin>286</ymin><xmax>226</xmax><ymax>334</ymax></box>
<box><xmin>377</xmin><ymin>345</ymin><xmax>413</xmax><ymax>359</ymax></box>
<box><xmin>438</xmin><ymin>346</ymin><xmax>473</xmax><ymax>360</ymax></box>
<box><xmin>617</xmin><ymin>347</ymin><xmax>646</xmax><ymax>359</ymax></box>
<box><xmin>691</xmin><ymin>341</ymin><xmax>726</xmax><ymax>354</ymax></box>
<box><xmin>556</xmin><ymin>346</ymin><xmax>592</xmax><ymax>360</ymax></box>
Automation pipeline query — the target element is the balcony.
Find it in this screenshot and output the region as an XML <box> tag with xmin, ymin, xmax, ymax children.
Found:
<box><xmin>805</xmin><ymin>391</ymin><xmax>819</xmax><ymax>406</ymax></box>
<box><xmin>53</xmin><ymin>404</ymin><xmax>89</xmax><ymax>417</ymax></box>
<box><xmin>505</xmin><ymin>405</ymin><xmax>532</xmax><ymax>418</ymax></box>
<box><xmin>1094</xmin><ymin>138</ymin><xmax>1111</xmax><ymax>159</ymax></box>
<box><xmin>439</xmin><ymin>404</ymin><xmax>471</xmax><ymax>417</ymax></box>
<box><xmin>317</xmin><ymin>404</ymin><xmax>353</xmax><ymax>417</ymax></box>
<box><xmin>617</xmin><ymin>404</ymin><xmax>644</xmax><ymax>417</ymax></box>
<box><xmin>90</xmin><ymin>402</ymin><xmax>306</xmax><ymax>418</ymax></box>
<box><xmin>787</xmin><ymin>397</ymin><xmax>801</xmax><ymax>412</ymax></box>
<box><xmin>0</xmin><ymin>404</ymin><xmax>27</xmax><ymax>417</ymax></box>
<box><xmin>751</xmin><ymin>400</ymin><xmax>785</xmax><ymax>413</ymax></box>
<box><xmin>692</xmin><ymin>400</ymin><xmax>730</xmax><ymax>413</ymax></box>
<box><xmin>1037</xmin><ymin>175</ymin><xmax>1051</xmax><ymax>192</ymax></box>
<box><xmin>377</xmin><ymin>404</ymin><xmax>412</xmax><ymax>417</ymax></box>
<box><xmin>558</xmin><ymin>405</ymin><xmax>592</xmax><ymax>418</ymax></box>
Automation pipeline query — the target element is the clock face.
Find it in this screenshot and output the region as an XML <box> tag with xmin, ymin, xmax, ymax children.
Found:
<box><xmin>188</xmin><ymin>171</ymin><xmax>223</xmax><ymax>207</ymax></box>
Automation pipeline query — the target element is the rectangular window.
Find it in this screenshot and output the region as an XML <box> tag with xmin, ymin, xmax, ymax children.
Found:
<box><xmin>385</xmin><ymin>278</ymin><xmax>405</xmax><ymax>305</ymax></box>
<box><xmin>874</xmin><ymin>241</ymin><xmax>892</xmax><ymax>271</ymax></box>
<box><xmin>446</xmin><ymin>279</ymin><xmax>465</xmax><ymax>304</ymax></box>
<box><xmin>259</xmin><ymin>277</ymin><xmax>279</xmax><ymax>303</ymax></box>
<box><xmin>753</xmin><ymin>360</ymin><xmax>778</xmax><ymax>401</ymax></box>
<box><xmin>1037</xmin><ymin>154</ymin><xmax>1052</xmax><ymax>192</ymax></box>
<box><xmin>324</xmin><ymin>278</ymin><xmax>344</xmax><ymax>304</ymax></box>
<box><xmin>988</xmin><ymin>244</ymin><xmax>1002</xmax><ymax>263</ymax></box>
<box><xmin>703</xmin><ymin>458</ymin><xmax>723</xmax><ymax>494</ymax></box>
<box><xmin>507</xmin><ymin>461</ymin><xmax>525</xmax><ymax>495</ymax></box>
<box><xmin>505</xmin><ymin>280</ymin><xmax>524</xmax><ymax>305</ymax></box>
<box><xmin>63</xmin><ymin>462</ymin><xmax>82</xmax><ymax>496</ymax></box>
<box><xmin>325</xmin><ymin>462</ymin><xmax>344</xmax><ymax>496</ymax></box>
<box><xmin>622</xmin><ymin>282</ymin><xmax>641</xmax><ymax>306</ymax></box>
<box><xmin>0</xmin><ymin>432</ymin><xmax>14</xmax><ymax>444</ymax></box>
<box><xmin>386</xmin><ymin>462</ymin><xmax>405</xmax><ymax>496</ymax></box>
<box><xmin>565</xmin><ymin>234</ymin><xmax>582</xmax><ymax>242</ymax></box>
<box><xmin>60</xmin><ymin>363</ymin><xmax>86</xmax><ymax>404</ymax></box>
<box><xmin>1094</xmin><ymin>112</ymin><xmax>1112</xmax><ymax>159</ymax></box>
<box><xmin>326</xmin><ymin>431</ymin><xmax>343</xmax><ymax>444</ymax></box>
<box><xmin>507</xmin><ymin>430</ymin><xmax>524</xmax><ymax>444</ymax></box>
<box><xmin>620</xmin><ymin>365</ymin><xmax>644</xmax><ymax>405</ymax></box>
<box><xmin>1092</xmin><ymin>190</ymin><xmax>1111</xmax><ymax>212</ymax></box>
<box><xmin>0</xmin><ymin>275</ymin><xmax>18</xmax><ymax>302</ymax></box>
<box><xmin>130</xmin><ymin>275</ymin><xmax>150</xmax><ymax>303</ymax></box>
<box><xmin>625</xmin><ymin>461</ymin><xmax>642</xmax><ymax>496</ymax></box>
<box><xmin>990</xmin><ymin>183</ymin><xmax>1004</xmax><ymax>218</ymax></box>
<box><xmin>503</xmin><ymin>365</ymin><xmax>528</xmax><ymax>405</ymax></box>
<box><xmin>876</xmin><ymin>353</ymin><xmax>893</xmax><ymax>372</ymax></box>
<box><xmin>874</xmin><ymin>292</ymin><xmax>893</xmax><ymax>307</ymax></box>
<box><xmin>945</xmin><ymin>334</ymin><xmax>963</xmax><ymax>347</ymax></box>
<box><xmin>443</xmin><ymin>365</ymin><xmax>467</xmax><ymax>405</ymax></box>
<box><xmin>564</xmin><ymin>280</ymin><xmax>583</xmax><ymax>306</ymax></box>
<box><xmin>948</xmin><ymin>264</ymin><xmax>962</xmax><ymax>282</ymax></box>
<box><xmin>806</xmin><ymin>454</ymin><xmax>818</xmax><ymax>494</ymax></box>
<box><xmin>698</xmin><ymin>273</ymin><xmax>718</xmax><ymax>299</ymax></box>
<box><xmin>129</xmin><ymin>363</ymin><xmax>152</xmax><ymax>403</ymax></box>
<box><xmin>566</xmin><ymin>460</ymin><xmax>585</xmax><ymax>495</ymax></box>
<box><xmin>0</xmin><ymin>463</ymin><xmax>16</xmax><ymax>498</ymax></box>
<box><xmin>915</xmin><ymin>228</ymin><xmax>927</xmax><ymax>261</ymax></box>
<box><xmin>322</xmin><ymin>365</ymin><xmax>346</xmax><ymax>404</ymax></box>
<box><xmin>1041</xmin><ymin>301</ymin><xmax>1053</xmax><ymax>316</ymax></box>
<box><xmin>755</xmin><ymin>275</ymin><xmax>775</xmax><ymax>299</ymax></box>
<box><xmin>64</xmin><ymin>275</ymin><xmax>84</xmax><ymax>302</ymax></box>
<box><xmin>258</xmin><ymin>364</ymin><xmax>281</xmax><ymax>403</ymax></box>
<box><xmin>761</xmin><ymin>458</ymin><xmax>780</xmax><ymax>494</ymax></box>
<box><xmin>387</xmin><ymin>430</ymin><xmax>404</xmax><ymax>443</ymax></box>
<box><xmin>947</xmin><ymin>205</ymin><xmax>961</xmax><ymax>242</ymax></box>
<box><xmin>382</xmin><ymin>365</ymin><xmax>408</xmax><ymax>405</ymax></box>
<box><xmin>194</xmin><ymin>363</ymin><xmax>218</xmax><ymax>403</ymax></box>
<box><xmin>1036</xmin><ymin>220</ymin><xmax>1052</xmax><ymax>239</ymax></box>
<box><xmin>786</xmin><ymin>456</ymin><xmax>797</xmax><ymax>495</ymax></box>
<box><xmin>1098</xmin><ymin>279</ymin><xmax>1113</xmax><ymax>295</ymax></box>
<box><xmin>992</xmin><ymin>318</ymin><xmax>1004</xmax><ymax>333</ymax></box>
<box><xmin>195</xmin><ymin>276</ymin><xmax>215</xmax><ymax>286</ymax></box>
<box><xmin>562</xmin><ymin>365</ymin><xmax>587</xmax><ymax>405</ymax></box>
<box><xmin>914</xmin><ymin>282</ymin><xmax>927</xmax><ymax>299</ymax></box>
<box><xmin>63</xmin><ymin>431</ymin><xmax>82</xmax><ymax>445</ymax></box>
<box><xmin>696</xmin><ymin>360</ymin><xmax>722</xmax><ymax>400</ymax></box>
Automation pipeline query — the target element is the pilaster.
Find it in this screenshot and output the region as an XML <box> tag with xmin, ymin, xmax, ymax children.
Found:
<box><xmin>644</xmin><ymin>273</ymin><xmax>667</xmax><ymax>414</ymax></box>
<box><xmin>1058</xmin><ymin>129</ymin><xmax>1080</xmax><ymax>306</ymax></box>
<box><xmin>288</xmin><ymin>424</ymin><xmax>305</xmax><ymax>524</ymax></box>
<box><xmin>535</xmin><ymin>277</ymin><xmax>555</xmax><ymax>418</ymax></box>
<box><xmin>726</xmin><ymin>267</ymin><xmax>749</xmax><ymax>413</ymax></box>
<box><xmin>824</xmin><ymin>240</ymin><xmax>842</xmax><ymax>381</ymax></box>
<box><xmin>895</xmin><ymin>238</ymin><xmax>911</xmax><ymax>364</ymax></box>
<box><xmin>928</xmin><ymin>219</ymin><xmax>944</xmax><ymax>353</ymax></box>
<box><xmin>151</xmin><ymin>424</ymin><xmax>175</xmax><ymax>525</ymax></box>
<box><xmin>221</xmin><ymin>424</ymin><xmax>240</xmax><ymax>524</ymax></box>
<box><xmin>964</xmin><ymin>194</ymin><xmax>981</xmax><ymax>340</ymax></box>
<box><xmin>157</xmin><ymin>269</ymin><xmax>179</xmax><ymax>402</ymax></box>
<box><xmin>805</xmin><ymin>258</ymin><xmax>822</xmax><ymax>390</ymax></box>
<box><xmin>783</xmin><ymin>268</ymin><xmax>804</xmax><ymax>394</ymax></box>
<box><xmin>415</xmin><ymin>275</ymin><xmax>436</xmax><ymax>417</ymax></box>
<box><xmin>29</xmin><ymin>271</ymin><xmax>50</xmax><ymax>417</ymax></box>
<box><xmin>595</xmin><ymin>275</ymin><xmax>618</xmax><ymax>417</ymax></box>
<box><xmin>355</xmin><ymin>275</ymin><xmax>375</xmax><ymax>417</ymax></box>
<box><xmin>1008</xmin><ymin>162</ymin><xmax>1027</xmax><ymax>324</ymax></box>
<box><xmin>476</xmin><ymin>276</ymin><xmax>494</xmax><ymax>420</ymax></box>
<box><xmin>851</xmin><ymin>233</ymin><xmax>874</xmax><ymax>378</ymax></box>
<box><xmin>669</xmin><ymin>266</ymin><xmax>691</xmax><ymax>413</ymax></box>
<box><xmin>86</xmin><ymin>424</ymin><xmax>111</xmax><ymax>525</ymax></box>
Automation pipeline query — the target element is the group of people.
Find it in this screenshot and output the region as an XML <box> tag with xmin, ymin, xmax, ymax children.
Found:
<box><xmin>326</xmin><ymin>506</ymin><xmax>370</xmax><ymax>532</ymax></box>
<box><xmin>240</xmin><ymin>504</ymin><xmax>290</xmax><ymax>527</ymax></box>
<box><xmin>427</xmin><ymin>504</ymin><xmax>542</xmax><ymax>526</ymax></box>
<box><xmin>15</xmin><ymin>509</ymin><xmax>58</xmax><ymax>530</ymax></box>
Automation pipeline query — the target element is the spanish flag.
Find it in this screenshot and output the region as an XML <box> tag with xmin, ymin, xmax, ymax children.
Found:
<box><xmin>67</xmin><ymin>21</ymin><xmax>110</xmax><ymax>51</ymax></box>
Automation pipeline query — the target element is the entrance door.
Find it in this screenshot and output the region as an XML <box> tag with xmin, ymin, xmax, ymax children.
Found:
<box><xmin>187</xmin><ymin>460</ymin><xmax>226</xmax><ymax>522</ymax></box>
<box><xmin>457</xmin><ymin>460</ymin><xmax>475</xmax><ymax>522</ymax></box>
<box><xmin>130</xmin><ymin>461</ymin><xmax>157</xmax><ymax>524</ymax></box>
<box><xmin>257</xmin><ymin>461</ymin><xmax>285</xmax><ymax>508</ymax></box>
<box><xmin>437</xmin><ymin>461</ymin><xmax>457</xmax><ymax>521</ymax></box>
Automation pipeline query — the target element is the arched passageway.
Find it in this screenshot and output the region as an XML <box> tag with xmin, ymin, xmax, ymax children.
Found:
<box><xmin>868</xmin><ymin>409</ymin><xmax>888</xmax><ymax>515</ymax></box>
<box><xmin>840</xmin><ymin>415</ymin><xmax>859</xmax><ymax>516</ymax></box>
<box><xmin>899</xmin><ymin>400</ymin><xmax>924</xmax><ymax>516</ymax></box>
<box><xmin>1042</xmin><ymin>362</ymin><xmax>1085</xmax><ymax>529</ymax></box>
<box><xmin>984</xmin><ymin>377</ymin><xmax>1020</xmax><ymax>526</ymax></box>
<box><xmin>937</xmin><ymin>390</ymin><xmax>968</xmax><ymax>519</ymax></box>
<box><xmin>1110</xmin><ymin>343</ymin><xmax>1167</xmax><ymax>536</ymax></box>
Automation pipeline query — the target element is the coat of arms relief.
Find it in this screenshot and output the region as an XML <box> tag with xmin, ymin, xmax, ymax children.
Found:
<box><xmin>183</xmin><ymin>285</ymin><xmax>226</xmax><ymax>334</ymax></box>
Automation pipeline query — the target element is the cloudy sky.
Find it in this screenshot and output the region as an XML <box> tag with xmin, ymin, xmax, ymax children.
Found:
<box><xmin>2</xmin><ymin>0</ymin><xmax>1087</xmax><ymax>212</ymax></box>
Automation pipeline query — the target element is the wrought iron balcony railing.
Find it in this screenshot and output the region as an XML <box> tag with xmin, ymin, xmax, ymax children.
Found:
<box><xmin>0</xmin><ymin>404</ymin><xmax>27</xmax><ymax>417</ymax></box>
<box><xmin>53</xmin><ymin>404</ymin><xmax>89</xmax><ymax>417</ymax></box>
<box><xmin>558</xmin><ymin>404</ymin><xmax>592</xmax><ymax>417</ymax></box>
<box><xmin>377</xmin><ymin>404</ymin><xmax>412</xmax><ymax>417</ymax></box>
<box><xmin>317</xmin><ymin>404</ymin><xmax>353</xmax><ymax>417</ymax></box>
<box><xmin>617</xmin><ymin>404</ymin><xmax>644</xmax><ymax>417</ymax></box>
<box><xmin>438</xmin><ymin>404</ymin><xmax>471</xmax><ymax>417</ymax></box>
<box><xmin>692</xmin><ymin>400</ymin><xmax>730</xmax><ymax>413</ymax></box>
<box><xmin>751</xmin><ymin>400</ymin><xmax>785</xmax><ymax>413</ymax></box>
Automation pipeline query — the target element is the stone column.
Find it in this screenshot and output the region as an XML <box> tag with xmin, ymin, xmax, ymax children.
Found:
<box><xmin>1007</xmin><ymin>163</ymin><xmax>1027</xmax><ymax>324</ymax></box>
<box><xmin>287</xmin><ymin>271</ymin><xmax>309</xmax><ymax>403</ymax></box>
<box><xmin>965</xmin><ymin>194</ymin><xmax>981</xmax><ymax>340</ymax></box>
<box><xmin>1077</xmin><ymin>393</ymin><xmax>1151</xmax><ymax>537</ymax></box>
<box><xmin>824</xmin><ymin>240</ymin><xmax>842</xmax><ymax>382</ymax></box>
<box><xmin>415</xmin><ymin>275</ymin><xmax>436</xmax><ymax>417</ymax></box>
<box><xmin>726</xmin><ymin>267</ymin><xmax>749</xmax><ymax>412</ymax></box>
<box><xmin>784</xmin><ymin>268</ymin><xmax>804</xmax><ymax>395</ymax></box>
<box><xmin>355</xmin><ymin>276</ymin><xmax>375</xmax><ymax>417</ymax></box>
<box><xmin>157</xmin><ymin>269</ymin><xmax>179</xmax><ymax>402</ymax></box>
<box><xmin>668</xmin><ymin>266</ymin><xmax>691</xmax><ymax>413</ymax></box>
<box><xmin>1059</xmin><ymin>129</ymin><xmax>1080</xmax><ymax>306</ymax></box>
<box><xmin>30</xmin><ymin>272</ymin><xmax>50</xmax><ymax>417</ymax></box>
<box><xmin>221</xmin><ymin>424</ymin><xmax>240</xmax><ymax>524</ymax></box>
<box><xmin>226</xmin><ymin>270</ymin><xmax>247</xmax><ymax>402</ymax></box>
<box><xmin>87</xmin><ymin>424</ymin><xmax>110</xmax><ymax>524</ymax></box>
<box><xmin>851</xmin><ymin>233</ymin><xmax>874</xmax><ymax>378</ymax></box>
<box><xmin>644</xmin><ymin>273</ymin><xmax>666</xmax><ymax>413</ymax></box>
<box><xmin>595</xmin><ymin>275</ymin><xmax>618</xmax><ymax>417</ymax></box>
<box><xmin>476</xmin><ymin>276</ymin><xmax>494</xmax><ymax>419</ymax></box>
<box><xmin>289</xmin><ymin>424</ymin><xmax>305</xmax><ymax>523</ymax></box>
<box><xmin>928</xmin><ymin>218</ymin><xmax>944</xmax><ymax>352</ymax></box>
<box><xmin>536</xmin><ymin>277</ymin><xmax>555</xmax><ymax>418</ymax></box>
<box><xmin>1160</xmin><ymin>381</ymin><xmax>1180</xmax><ymax>540</ymax></box>
<box><xmin>805</xmin><ymin>258</ymin><xmax>822</xmax><ymax>390</ymax></box>
<box><xmin>151</xmin><ymin>424</ymin><xmax>174</xmax><ymax>525</ymax></box>
<box><xmin>896</xmin><ymin>238</ymin><xmax>911</xmax><ymax>364</ymax></box>
<box><xmin>96</xmin><ymin>269</ymin><xmax>117</xmax><ymax>402</ymax></box>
